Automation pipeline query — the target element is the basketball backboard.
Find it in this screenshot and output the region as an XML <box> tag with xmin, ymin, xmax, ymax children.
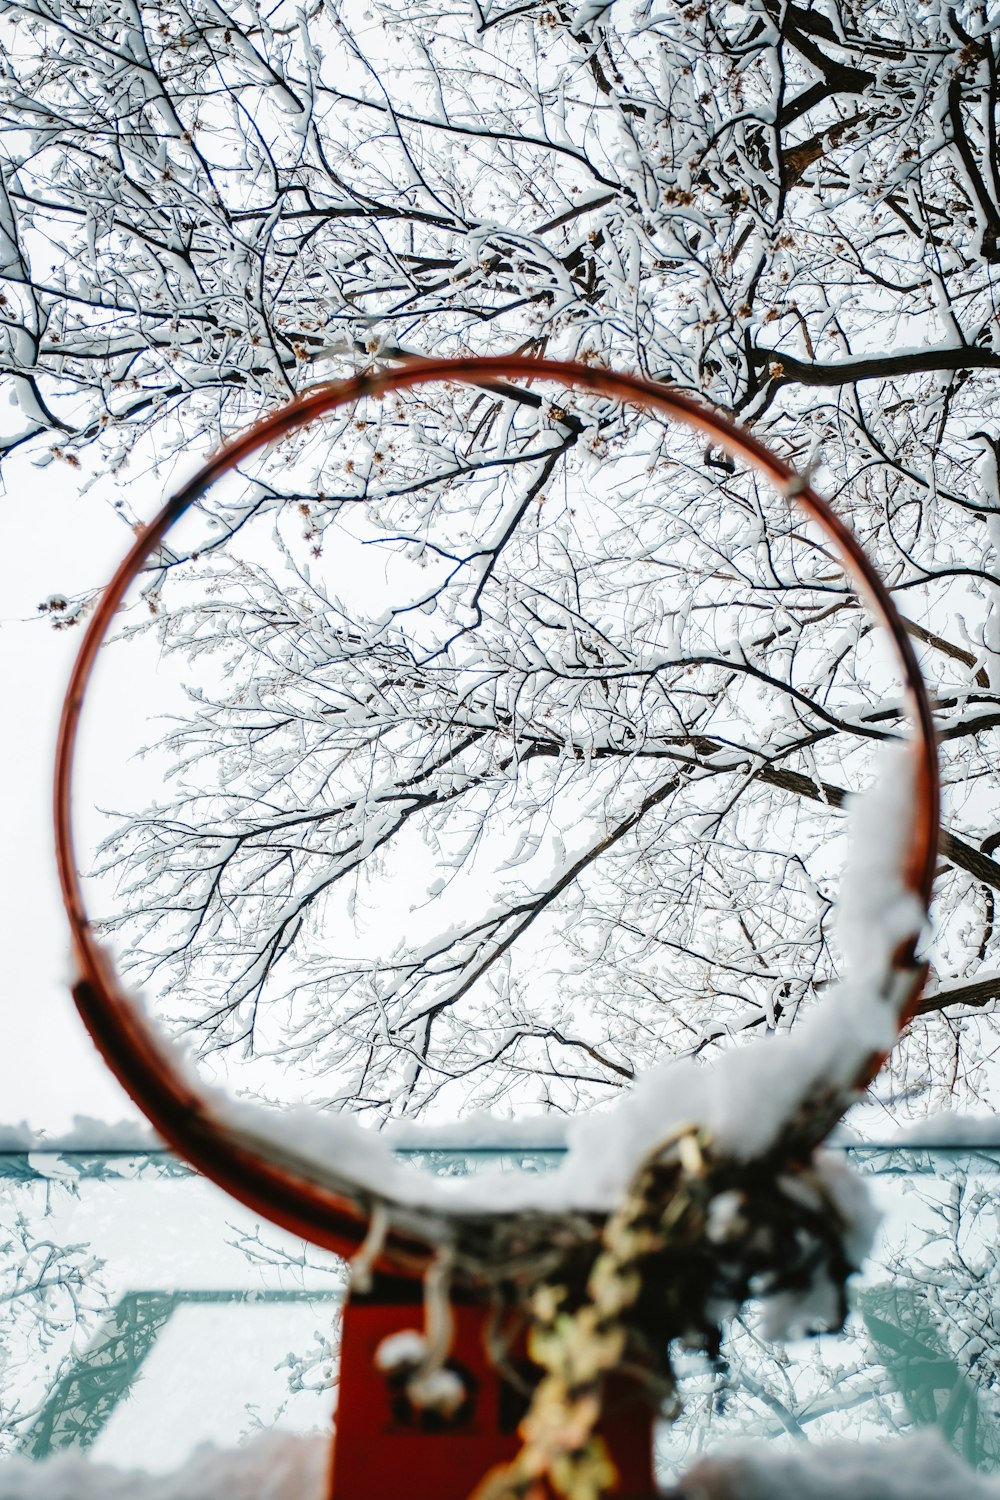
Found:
<box><xmin>4</xmin><ymin>1143</ymin><xmax>1000</xmax><ymax>1486</ymax></box>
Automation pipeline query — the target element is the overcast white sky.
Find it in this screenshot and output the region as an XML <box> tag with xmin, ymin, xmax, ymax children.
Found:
<box><xmin>1</xmin><ymin>441</ymin><xmax>157</xmax><ymax>1132</ymax></box>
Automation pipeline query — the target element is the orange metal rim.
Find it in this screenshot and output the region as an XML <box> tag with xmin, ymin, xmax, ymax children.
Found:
<box><xmin>54</xmin><ymin>356</ymin><xmax>940</xmax><ymax>1275</ymax></box>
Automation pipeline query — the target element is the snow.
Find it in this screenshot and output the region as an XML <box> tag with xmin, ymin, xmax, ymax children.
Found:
<box><xmin>0</xmin><ymin>1117</ymin><xmax>160</xmax><ymax>1152</ymax></box>
<box><xmin>374</xmin><ymin>1330</ymin><xmax>427</xmax><ymax>1371</ymax></box>
<box><xmin>374</xmin><ymin>1333</ymin><xmax>466</xmax><ymax>1412</ymax></box>
<box><xmin>385</xmin><ymin>1113</ymin><xmax>569</xmax><ymax>1149</ymax></box>
<box><xmin>704</xmin><ymin>1189</ymin><xmax>746</xmax><ymax>1243</ymax></box>
<box><xmin>810</xmin><ymin>1148</ymin><xmax>881</xmax><ymax>1269</ymax></box>
<box><xmin>405</xmin><ymin>1367</ymin><xmax>467</xmax><ymax>1415</ymax></box>
<box><xmin>0</xmin><ymin>1433</ymin><xmax>327</xmax><ymax>1500</ymax></box>
<box><xmin>1</xmin><ymin>1430</ymin><xmax>995</xmax><ymax>1499</ymax></box>
<box><xmin>679</xmin><ymin>1431</ymin><xmax>1000</xmax><ymax>1500</ymax></box>
<box><xmin>832</xmin><ymin>744</ymin><xmax>926</xmax><ymax>992</ymax></box>
<box><xmin>893</xmin><ymin>1110</ymin><xmax>1000</xmax><ymax>1146</ymax></box>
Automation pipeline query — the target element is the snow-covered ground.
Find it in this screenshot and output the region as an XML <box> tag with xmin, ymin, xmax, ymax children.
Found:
<box><xmin>0</xmin><ymin>1429</ymin><xmax>995</xmax><ymax>1499</ymax></box>
<box><xmin>0</xmin><ymin>1433</ymin><xmax>328</xmax><ymax>1500</ymax></box>
<box><xmin>675</xmin><ymin>1430</ymin><xmax>1000</xmax><ymax>1499</ymax></box>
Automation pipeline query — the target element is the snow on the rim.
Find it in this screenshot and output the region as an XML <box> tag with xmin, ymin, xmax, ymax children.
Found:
<box><xmin>211</xmin><ymin>744</ymin><xmax>925</xmax><ymax>1215</ymax></box>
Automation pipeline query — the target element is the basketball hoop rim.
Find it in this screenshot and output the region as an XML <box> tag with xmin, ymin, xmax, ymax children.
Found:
<box><xmin>53</xmin><ymin>354</ymin><xmax>939</xmax><ymax>1278</ymax></box>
